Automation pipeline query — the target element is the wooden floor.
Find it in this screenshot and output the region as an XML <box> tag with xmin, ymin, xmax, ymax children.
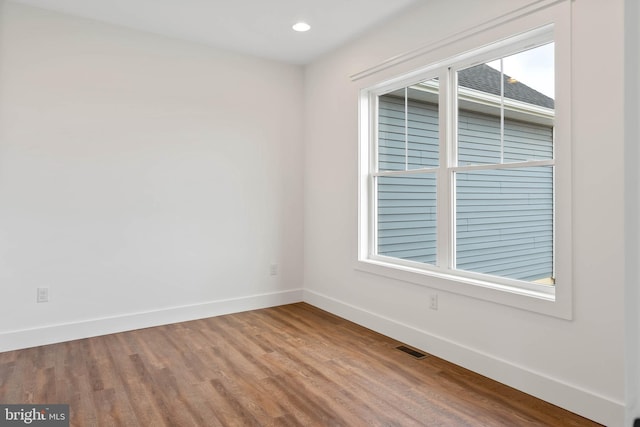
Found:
<box><xmin>0</xmin><ymin>303</ymin><xmax>601</xmax><ymax>426</ymax></box>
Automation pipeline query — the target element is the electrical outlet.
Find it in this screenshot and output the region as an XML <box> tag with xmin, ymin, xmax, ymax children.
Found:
<box><xmin>37</xmin><ymin>287</ymin><xmax>49</xmax><ymax>303</ymax></box>
<box><xmin>429</xmin><ymin>294</ymin><xmax>438</xmax><ymax>310</ymax></box>
<box><xmin>270</xmin><ymin>264</ymin><xmax>278</xmax><ymax>276</ymax></box>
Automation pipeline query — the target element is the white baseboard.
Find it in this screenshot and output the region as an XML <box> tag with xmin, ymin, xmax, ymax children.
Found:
<box><xmin>303</xmin><ymin>289</ymin><xmax>624</xmax><ymax>427</ymax></box>
<box><xmin>0</xmin><ymin>289</ymin><xmax>304</xmax><ymax>353</ymax></box>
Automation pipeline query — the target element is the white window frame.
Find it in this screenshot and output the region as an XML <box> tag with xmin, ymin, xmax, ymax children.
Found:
<box><xmin>357</xmin><ymin>8</ymin><xmax>572</xmax><ymax>319</ymax></box>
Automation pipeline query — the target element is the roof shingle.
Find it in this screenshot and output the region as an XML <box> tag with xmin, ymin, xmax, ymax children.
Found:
<box><xmin>458</xmin><ymin>64</ymin><xmax>554</xmax><ymax>109</ymax></box>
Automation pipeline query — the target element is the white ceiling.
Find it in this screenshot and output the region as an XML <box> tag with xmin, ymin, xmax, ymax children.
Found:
<box><xmin>9</xmin><ymin>0</ymin><xmax>420</xmax><ymax>64</ymax></box>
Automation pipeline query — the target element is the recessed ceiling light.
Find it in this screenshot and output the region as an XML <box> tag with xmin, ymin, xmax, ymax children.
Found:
<box><xmin>292</xmin><ymin>22</ymin><xmax>311</xmax><ymax>32</ymax></box>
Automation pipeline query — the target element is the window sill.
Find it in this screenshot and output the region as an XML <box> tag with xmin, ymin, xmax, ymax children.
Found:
<box><xmin>355</xmin><ymin>258</ymin><xmax>572</xmax><ymax>320</ymax></box>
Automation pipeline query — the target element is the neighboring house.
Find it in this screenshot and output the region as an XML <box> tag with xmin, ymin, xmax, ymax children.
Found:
<box><xmin>377</xmin><ymin>64</ymin><xmax>555</xmax><ymax>283</ymax></box>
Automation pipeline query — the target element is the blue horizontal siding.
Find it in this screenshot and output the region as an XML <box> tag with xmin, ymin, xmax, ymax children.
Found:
<box><xmin>378</xmin><ymin>96</ymin><xmax>439</xmax><ymax>171</ymax></box>
<box><xmin>377</xmin><ymin>173</ymin><xmax>437</xmax><ymax>264</ymax></box>
<box><xmin>458</xmin><ymin>110</ymin><xmax>553</xmax><ymax>165</ymax></box>
<box><xmin>455</xmin><ymin>166</ymin><xmax>553</xmax><ymax>281</ymax></box>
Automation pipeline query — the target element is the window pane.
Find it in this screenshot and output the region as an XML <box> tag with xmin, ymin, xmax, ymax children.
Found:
<box><xmin>458</xmin><ymin>107</ymin><xmax>502</xmax><ymax>165</ymax></box>
<box><xmin>377</xmin><ymin>173</ymin><xmax>437</xmax><ymax>265</ymax></box>
<box><xmin>378</xmin><ymin>89</ymin><xmax>408</xmax><ymax>171</ymax></box>
<box><xmin>378</xmin><ymin>78</ymin><xmax>439</xmax><ymax>172</ymax></box>
<box><xmin>457</xmin><ymin>43</ymin><xmax>555</xmax><ymax>166</ymax></box>
<box><xmin>500</xmin><ymin>43</ymin><xmax>555</xmax><ymax>105</ymax></box>
<box><xmin>458</xmin><ymin>109</ymin><xmax>554</xmax><ymax>165</ymax></box>
<box><xmin>503</xmin><ymin>119</ymin><xmax>553</xmax><ymax>162</ymax></box>
<box><xmin>407</xmin><ymin>83</ymin><xmax>439</xmax><ymax>169</ymax></box>
<box><xmin>455</xmin><ymin>166</ymin><xmax>553</xmax><ymax>283</ymax></box>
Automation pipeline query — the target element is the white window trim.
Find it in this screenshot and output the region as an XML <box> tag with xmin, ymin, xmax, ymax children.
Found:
<box><xmin>357</xmin><ymin>4</ymin><xmax>572</xmax><ymax>319</ymax></box>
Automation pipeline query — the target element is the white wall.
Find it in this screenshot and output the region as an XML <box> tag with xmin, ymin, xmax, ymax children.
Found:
<box><xmin>625</xmin><ymin>0</ymin><xmax>640</xmax><ymax>424</ymax></box>
<box><xmin>303</xmin><ymin>0</ymin><xmax>626</xmax><ymax>425</ymax></box>
<box><xmin>0</xmin><ymin>2</ymin><xmax>304</xmax><ymax>350</ymax></box>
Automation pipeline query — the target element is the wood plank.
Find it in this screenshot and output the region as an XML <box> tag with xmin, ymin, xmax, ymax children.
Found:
<box><xmin>0</xmin><ymin>303</ymin><xmax>601</xmax><ymax>426</ymax></box>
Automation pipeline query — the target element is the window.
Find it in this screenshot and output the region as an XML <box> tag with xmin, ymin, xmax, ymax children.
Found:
<box><xmin>359</xmin><ymin>24</ymin><xmax>571</xmax><ymax>314</ymax></box>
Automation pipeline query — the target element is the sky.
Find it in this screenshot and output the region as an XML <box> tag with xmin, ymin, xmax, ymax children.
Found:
<box><xmin>487</xmin><ymin>42</ymin><xmax>555</xmax><ymax>99</ymax></box>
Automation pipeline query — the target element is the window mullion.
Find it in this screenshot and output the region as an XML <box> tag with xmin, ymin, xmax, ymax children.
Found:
<box><xmin>436</xmin><ymin>67</ymin><xmax>453</xmax><ymax>270</ymax></box>
<box><xmin>449</xmin><ymin>66</ymin><xmax>459</xmax><ymax>271</ymax></box>
<box><xmin>405</xmin><ymin>87</ymin><xmax>409</xmax><ymax>171</ymax></box>
<box><xmin>374</xmin><ymin>167</ymin><xmax>440</xmax><ymax>177</ymax></box>
<box><xmin>500</xmin><ymin>59</ymin><xmax>505</xmax><ymax>164</ymax></box>
<box><xmin>451</xmin><ymin>159</ymin><xmax>555</xmax><ymax>173</ymax></box>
